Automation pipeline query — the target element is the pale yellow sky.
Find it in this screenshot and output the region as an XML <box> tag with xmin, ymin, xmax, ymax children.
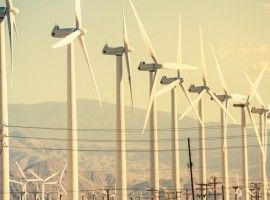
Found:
<box><xmin>6</xmin><ymin>0</ymin><xmax>270</xmax><ymax>122</ymax></box>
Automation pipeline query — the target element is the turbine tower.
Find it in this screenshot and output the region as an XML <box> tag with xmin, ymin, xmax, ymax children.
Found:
<box><xmin>128</xmin><ymin>2</ymin><xmax>202</xmax><ymax>199</ymax></box>
<box><xmin>51</xmin><ymin>0</ymin><xmax>101</xmax><ymax>200</ymax></box>
<box><xmin>179</xmin><ymin>26</ymin><xmax>235</xmax><ymax>198</ymax></box>
<box><xmin>102</xmin><ymin>0</ymin><xmax>134</xmax><ymax>199</ymax></box>
<box><xmin>0</xmin><ymin>1</ymin><xmax>19</xmax><ymax>200</ymax></box>
<box><xmin>232</xmin><ymin>64</ymin><xmax>267</xmax><ymax>200</ymax></box>
<box><xmin>245</xmin><ymin>73</ymin><xmax>268</xmax><ymax>200</ymax></box>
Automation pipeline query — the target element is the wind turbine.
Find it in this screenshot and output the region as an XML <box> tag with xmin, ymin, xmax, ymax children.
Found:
<box><xmin>102</xmin><ymin>0</ymin><xmax>134</xmax><ymax>199</ymax></box>
<box><xmin>0</xmin><ymin>1</ymin><xmax>19</xmax><ymax>200</ymax></box>
<box><xmin>245</xmin><ymin>73</ymin><xmax>269</xmax><ymax>200</ymax></box>
<box><xmin>10</xmin><ymin>162</ymin><xmax>42</xmax><ymax>200</ymax></box>
<box><xmin>28</xmin><ymin>169</ymin><xmax>59</xmax><ymax>200</ymax></box>
<box><xmin>51</xmin><ymin>0</ymin><xmax>101</xmax><ymax>199</ymax></box>
<box><xmin>210</xmin><ymin>45</ymin><xmax>249</xmax><ymax>200</ymax></box>
<box><xmin>153</xmin><ymin>15</ymin><xmax>199</xmax><ymax>200</ymax></box>
<box><xmin>56</xmin><ymin>163</ymin><xmax>67</xmax><ymax>200</ymax></box>
<box><xmin>232</xmin><ymin>64</ymin><xmax>267</xmax><ymax>200</ymax></box>
<box><xmin>179</xmin><ymin>26</ymin><xmax>235</xmax><ymax>198</ymax></box>
<box><xmin>128</xmin><ymin>2</ymin><xmax>201</xmax><ymax>199</ymax></box>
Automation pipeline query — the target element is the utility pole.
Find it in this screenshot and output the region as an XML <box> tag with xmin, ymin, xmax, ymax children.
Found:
<box><xmin>184</xmin><ymin>188</ymin><xmax>192</xmax><ymax>200</ymax></box>
<box><xmin>196</xmin><ymin>183</ymin><xmax>211</xmax><ymax>200</ymax></box>
<box><xmin>250</xmin><ymin>182</ymin><xmax>262</xmax><ymax>200</ymax></box>
<box><xmin>187</xmin><ymin>138</ymin><xmax>195</xmax><ymax>200</ymax></box>
<box><xmin>208</xmin><ymin>176</ymin><xmax>222</xmax><ymax>200</ymax></box>
<box><xmin>232</xmin><ymin>186</ymin><xmax>240</xmax><ymax>200</ymax></box>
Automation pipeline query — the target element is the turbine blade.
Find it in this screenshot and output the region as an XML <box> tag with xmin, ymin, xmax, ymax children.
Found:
<box><xmin>13</xmin><ymin>17</ymin><xmax>19</xmax><ymax>40</ymax></box>
<box><xmin>52</xmin><ymin>30</ymin><xmax>81</xmax><ymax>49</ymax></box>
<box><xmin>16</xmin><ymin>162</ymin><xmax>27</xmax><ymax>180</ymax></box>
<box><xmin>155</xmin><ymin>79</ymin><xmax>180</xmax><ymax>97</ymax></box>
<box><xmin>10</xmin><ymin>180</ymin><xmax>22</xmax><ymax>185</ymax></box>
<box><xmin>230</xmin><ymin>93</ymin><xmax>247</xmax><ymax>104</ymax></box>
<box><xmin>28</xmin><ymin>169</ymin><xmax>42</xmax><ymax>180</ymax></box>
<box><xmin>142</xmin><ymin>70</ymin><xmax>160</xmax><ymax>134</ymax></box>
<box><xmin>178</xmin><ymin>89</ymin><xmax>206</xmax><ymax>121</ymax></box>
<box><xmin>244</xmin><ymin>73</ymin><xmax>265</xmax><ymax>107</ymax></box>
<box><xmin>177</xmin><ymin>13</ymin><xmax>182</xmax><ymax>76</ymax></box>
<box><xmin>75</xmin><ymin>0</ymin><xmax>82</xmax><ymax>29</ymax></box>
<box><xmin>246</xmin><ymin>104</ymin><xmax>264</xmax><ymax>155</ymax></box>
<box><xmin>128</xmin><ymin>0</ymin><xmax>159</xmax><ymax>63</ymax></box>
<box><xmin>78</xmin><ymin>35</ymin><xmax>102</xmax><ymax>106</ymax></box>
<box><xmin>211</xmin><ymin>45</ymin><xmax>228</xmax><ymax>93</ymax></box>
<box><xmin>6</xmin><ymin>12</ymin><xmax>14</xmax><ymax>89</ymax></box>
<box><xmin>199</xmin><ymin>24</ymin><xmax>208</xmax><ymax>85</ymax></box>
<box><xmin>207</xmin><ymin>89</ymin><xmax>236</xmax><ymax>123</ymax></box>
<box><xmin>60</xmin><ymin>184</ymin><xmax>67</xmax><ymax>196</ymax></box>
<box><xmin>264</xmin><ymin>113</ymin><xmax>268</xmax><ymax>161</ymax></box>
<box><xmin>5</xmin><ymin>0</ymin><xmax>13</xmax><ymax>8</ymax></box>
<box><xmin>122</xmin><ymin>0</ymin><xmax>130</xmax><ymax>50</ymax></box>
<box><xmin>223</xmin><ymin>101</ymin><xmax>228</xmax><ymax>150</ymax></box>
<box><xmin>179</xmin><ymin>82</ymin><xmax>204</xmax><ymax>126</ymax></box>
<box><xmin>162</xmin><ymin>63</ymin><xmax>197</xmax><ymax>70</ymax></box>
<box><xmin>248</xmin><ymin>62</ymin><xmax>268</xmax><ymax>102</ymax></box>
<box><xmin>124</xmin><ymin>52</ymin><xmax>134</xmax><ymax>124</ymax></box>
<box><xmin>44</xmin><ymin>172</ymin><xmax>59</xmax><ymax>182</ymax></box>
<box><xmin>60</xmin><ymin>162</ymin><xmax>67</xmax><ymax>182</ymax></box>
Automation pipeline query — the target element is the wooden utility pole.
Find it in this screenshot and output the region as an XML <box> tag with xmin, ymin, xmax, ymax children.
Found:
<box><xmin>196</xmin><ymin>183</ymin><xmax>211</xmax><ymax>200</ymax></box>
<box><xmin>187</xmin><ymin>138</ymin><xmax>195</xmax><ymax>200</ymax></box>
<box><xmin>232</xmin><ymin>186</ymin><xmax>239</xmax><ymax>200</ymax></box>
<box><xmin>208</xmin><ymin>176</ymin><xmax>222</xmax><ymax>200</ymax></box>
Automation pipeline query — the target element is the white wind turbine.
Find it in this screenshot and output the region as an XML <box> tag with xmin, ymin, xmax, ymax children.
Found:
<box><xmin>153</xmin><ymin>15</ymin><xmax>199</xmax><ymax>200</ymax></box>
<box><xmin>231</xmin><ymin>64</ymin><xmax>267</xmax><ymax>200</ymax></box>
<box><xmin>51</xmin><ymin>0</ymin><xmax>101</xmax><ymax>199</ymax></box>
<box><xmin>245</xmin><ymin>73</ymin><xmax>269</xmax><ymax>200</ymax></box>
<box><xmin>179</xmin><ymin>26</ymin><xmax>235</xmax><ymax>197</ymax></box>
<box><xmin>0</xmin><ymin>1</ymin><xmax>19</xmax><ymax>200</ymax></box>
<box><xmin>10</xmin><ymin>162</ymin><xmax>42</xmax><ymax>200</ymax></box>
<box><xmin>128</xmin><ymin>2</ymin><xmax>201</xmax><ymax>199</ymax></box>
<box><xmin>56</xmin><ymin>163</ymin><xmax>67</xmax><ymax>200</ymax></box>
<box><xmin>28</xmin><ymin>169</ymin><xmax>59</xmax><ymax>200</ymax></box>
<box><xmin>102</xmin><ymin>0</ymin><xmax>134</xmax><ymax>199</ymax></box>
<box><xmin>210</xmin><ymin>45</ymin><xmax>248</xmax><ymax>200</ymax></box>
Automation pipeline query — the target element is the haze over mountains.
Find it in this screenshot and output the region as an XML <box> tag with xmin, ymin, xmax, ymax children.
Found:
<box><xmin>8</xmin><ymin>99</ymin><xmax>268</xmax><ymax>199</ymax></box>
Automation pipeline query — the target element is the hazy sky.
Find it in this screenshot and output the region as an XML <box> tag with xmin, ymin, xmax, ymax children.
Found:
<box><xmin>5</xmin><ymin>0</ymin><xmax>270</xmax><ymax>122</ymax></box>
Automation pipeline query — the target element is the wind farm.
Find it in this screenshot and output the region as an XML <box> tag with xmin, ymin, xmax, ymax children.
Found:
<box><xmin>0</xmin><ymin>0</ymin><xmax>270</xmax><ymax>200</ymax></box>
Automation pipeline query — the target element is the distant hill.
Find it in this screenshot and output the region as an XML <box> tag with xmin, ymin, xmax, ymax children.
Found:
<box><xmin>7</xmin><ymin>99</ymin><xmax>268</xmax><ymax>199</ymax></box>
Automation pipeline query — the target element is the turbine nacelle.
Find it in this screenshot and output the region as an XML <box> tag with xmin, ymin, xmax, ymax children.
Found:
<box><xmin>211</xmin><ymin>94</ymin><xmax>231</xmax><ymax>102</ymax></box>
<box><xmin>0</xmin><ymin>7</ymin><xmax>6</xmax><ymax>19</ymax></box>
<box><xmin>189</xmin><ymin>84</ymin><xmax>209</xmax><ymax>94</ymax></box>
<box><xmin>102</xmin><ymin>44</ymin><xmax>125</xmax><ymax>56</ymax></box>
<box><xmin>251</xmin><ymin>107</ymin><xmax>268</xmax><ymax>114</ymax></box>
<box><xmin>51</xmin><ymin>25</ymin><xmax>86</xmax><ymax>38</ymax></box>
<box><xmin>233</xmin><ymin>102</ymin><xmax>250</xmax><ymax>108</ymax></box>
<box><xmin>160</xmin><ymin>76</ymin><xmax>183</xmax><ymax>85</ymax></box>
<box><xmin>138</xmin><ymin>62</ymin><xmax>161</xmax><ymax>72</ymax></box>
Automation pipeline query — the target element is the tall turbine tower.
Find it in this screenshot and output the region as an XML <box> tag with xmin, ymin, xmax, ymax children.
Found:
<box><xmin>179</xmin><ymin>27</ymin><xmax>235</xmax><ymax>197</ymax></box>
<box><xmin>102</xmin><ymin>0</ymin><xmax>134</xmax><ymax>199</ymax></box>
<box><xmin>245</xmin><ymin>74</ymin><xmax>268</xmax><ymax>200</ymax></box>
<box><xmin>51</xmin><ymin>0</ymin><xmax>101</xmax><ymax>199</ymax></box>
<box><xmin>128</xmin><ymin>1</ymin><xmax>202</xmax><ymax>199</ymax></box>
<box><xmin>0</xmin><ymin>1</ymin><xmax>19</xmax><ymax>200</ymax></box>
<box><xmin>232</xmin><ymin>65</ymin><xmax>267</xmax><ymax>200</ymax></box>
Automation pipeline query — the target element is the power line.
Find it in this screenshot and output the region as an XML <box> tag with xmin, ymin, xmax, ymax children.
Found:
<box><xmin>4</xmin><ymin>123</ymin><xmax>268</xmax><ymax>133</ymax></box>
<box><xmin>2</xmin><ymin>143</ymin><xmax>270</xmax><ymax>152</ymax></box>
<box><xmin>7</xmin><ymin>132</ymin><xmax>270</xmax><ymax>143</ymax></box>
